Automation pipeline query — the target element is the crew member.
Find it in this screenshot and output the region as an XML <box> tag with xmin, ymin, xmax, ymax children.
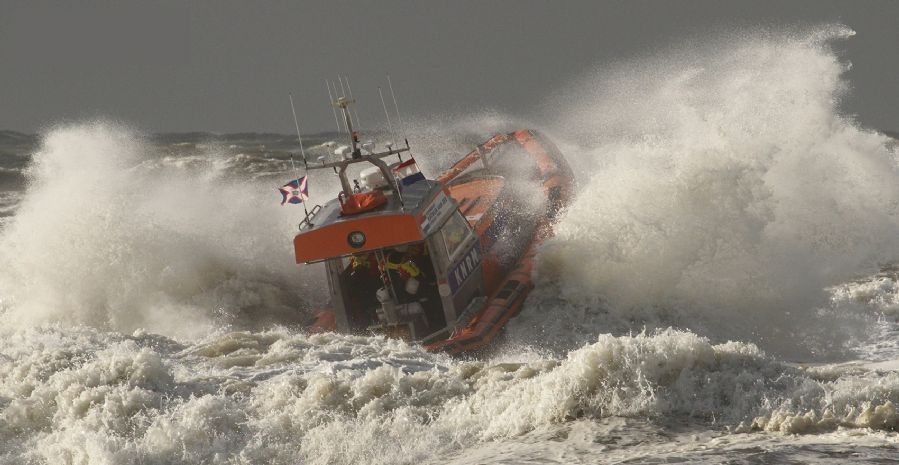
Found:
<box><xmin>347</xmin><ymin>253</ymin><xmax>382</xmax><ymax>329</ymax></box>
<box><xmin>351</xmin><ymin>253</ymin><xmax>380</xmax><ymax>275</ymax></box>
<box><xmin>384</xmin><ymin>245</ymin><xmax>423</xmax><ymax>302</ymax></box>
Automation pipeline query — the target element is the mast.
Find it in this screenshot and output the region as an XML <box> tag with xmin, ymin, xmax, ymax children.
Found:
<box><xmin>318</xmin><ymin>91</ymin><xmax>409</xmax><ymax>208</ymax></box>
<box><xmin>335</xmin><ymin>97</ymin><xmax>361</xmax><ymax>159</ymax></box>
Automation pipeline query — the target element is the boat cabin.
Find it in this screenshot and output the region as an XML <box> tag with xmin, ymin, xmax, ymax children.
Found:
<box><xmin>291</xmin><ymin>94</ymin><xmax>573</xmax><ymax>353</ymax></box>
<box><xmin>293</xmin><ymin>98</ymin><xmax>487</xmax><ymax>342</ymax></box>
<box><xmin>295</xmin><ymin>164</ymin><xmax>489</xmax><ymax>342</ymax></box>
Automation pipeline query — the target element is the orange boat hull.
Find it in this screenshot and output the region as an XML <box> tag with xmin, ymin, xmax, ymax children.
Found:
<box><xmin>307</xmin><ymin>130</ymin><xmax>573</xmax><ymax>355</ymax></box>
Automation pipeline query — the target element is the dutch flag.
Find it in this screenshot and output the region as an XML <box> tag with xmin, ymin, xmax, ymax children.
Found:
<box><xmin>393</xmin><ymin>158</ymin><xmax>426</xmax><ymax>186</ymax></box>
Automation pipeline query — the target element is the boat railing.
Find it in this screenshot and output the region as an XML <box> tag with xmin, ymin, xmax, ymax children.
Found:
<box><xmin>299</xmin><ymin>204</ymin><xmax>323</xmax><ymax>230</ymax></box>
<box><xmin>437</xmin><ymin>132</ymin><xmax>511</xmax><ymax>184</ymax></box>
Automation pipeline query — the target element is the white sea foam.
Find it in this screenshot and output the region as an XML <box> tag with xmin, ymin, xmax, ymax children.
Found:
<box><xmin>2</xmin><ymin>326</ymin><xmax>899</xmax><ymax>465</ymax></box>
<box><xmin>1</xmin><ymin>25</ymin><xmax>899</xmax><ymax>465</ymax></box>
<box><xmin>513</xmin><ymin>25</ymin><xmax>899</xmax><ymax>358</ymax></box>
<box><xmin>0</xmin><ymin>123</ymin><xmax>324</xmax><ymax>338</ymax></box>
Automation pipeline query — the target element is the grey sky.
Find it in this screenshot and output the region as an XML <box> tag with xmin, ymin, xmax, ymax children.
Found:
<box><xmin>1</xmin><ymin>1</ymin><xmax>897</xmax><ymax>134</ymax></box>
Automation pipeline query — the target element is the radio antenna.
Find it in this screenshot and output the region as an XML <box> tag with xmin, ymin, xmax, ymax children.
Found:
<box><xmin>337</xmin><ymin>76</ymin><xmax>355</xmax><ymax>128</ymax></box>
<box><xmin>343</xmin><ymin>75</ymin><xmax>362</xmax><ymax>129</ymax></box>
<box><xmin>329</xmin><ymin>80</ymin><xmax>348</xmax><ymax>133</ymax></box>
<box><xmin>378</xmin><ymin>86</ymin><xmax>398</xmax><ymax>144</ymax></box>
<box><xmin>325</xmin><ymin>79</ymin><xmax>342</xmax><ymax>134</ymax></box>
<box><xmin>337</xmin><ymin>75</ymin><xmax>347</xmax><ymax>97</ymax></box>
<box><xmin>288</xmin><ymin>93</ymin><xmax>310</xmax><ymax>217</ymax></box>
<box><xmin>387</xmin><ymin>74</ymin><xmax>409</xmax><ymax>146</ymax></box>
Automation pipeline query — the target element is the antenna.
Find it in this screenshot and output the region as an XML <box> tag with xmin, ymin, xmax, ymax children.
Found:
<box><xmin>338</xmin><ymin>75</ymin><xmax>348</xmax><ymax>98</ymax></box>
<box><xmin>343</xmin><ymin>75</ymin><xmax>362</xmax><ymax>129</ymax></box>
<box><xmin>328</xmin><ymin>80</ymin><xmax>347</xmax><ymax>133</ymax></box>
<box><xmin>335</xmin><ymin>80</ymin><xmax>349</xmax><ymax>132</ymax></box>
<box><xmin>325</xmin><ymin>79</ymin><xmax>342</xmax><ymax>134</ymax></box>
<box><xmin>288</xmin><ymin>93</ymin><xmax>308</xmax><ymax>167</ymax></box>
<box><xmin>337</xmin><ymin>76</ymin><xmax>355</xmax><ymax>129</ymax></box>
<box><xmin>287</xmin><ymin>93</ymin><xmax>310</xmax><ymax>217</ymax></box>
<box><xmin>378</xmin><ymin>86</ymin><xmax>398</xmax><ymax>144</ymax></box>
<box><xmin>387</xmin><ymin>74</ymin><xmax>409</xmax><ymax>146</ymax></box>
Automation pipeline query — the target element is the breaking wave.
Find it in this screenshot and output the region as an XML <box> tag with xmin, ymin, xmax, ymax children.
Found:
<box><xmin>0</xmin><ymin>123</ymin><xmax>323</xmax><ymax>338</ymax></box>
<box><xmin>2</xmin><ymin>326</ymin><xmax>898</xmax><ymax>465</ymax></box>
<box><xmin>512</xmin><ymin>25</ymin><xmax>899</xmax><ymax>358</ymax></box>
<box><xmin>0</xmin><ymin>24</ymin><xmax>898</xmax><ymax>465</ymax></box>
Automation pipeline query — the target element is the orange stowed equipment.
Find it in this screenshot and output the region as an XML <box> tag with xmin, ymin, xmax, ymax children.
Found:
<box><xmin>340</xmin><ymin>190</ymin><xmax>387</xmax><ymax>216</ymax></box>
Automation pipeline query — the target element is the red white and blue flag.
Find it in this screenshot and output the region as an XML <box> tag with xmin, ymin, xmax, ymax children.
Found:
<box><xmin>393</xmin><ymin>158</ymin><xmax>426</xmax><ymax>186</ymax></box>
<box><xmin>278</xmin><ymin>176</ymin><xmax>309</xmax><ymax>205</ymax></box>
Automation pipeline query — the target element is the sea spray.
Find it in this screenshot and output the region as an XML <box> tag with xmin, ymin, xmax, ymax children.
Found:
<box><xmin>0</xmin><ymin>25</ymin><xmax>897</xmax><ymax>465</ymax></box>
<box><xmin>514</xmin><ymin>25</ymin><xmax>899</xmax><ymax>358</ymax></box>
<box><xmin>0</xmin><ymin>123</ymin><xmax>322</xmax><ymax>337</ymax></box>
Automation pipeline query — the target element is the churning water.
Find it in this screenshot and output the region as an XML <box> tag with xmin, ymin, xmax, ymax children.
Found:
<box><xmin>1</xmin><ymin>25</ymin><xmax>898</xmax><ymax>464</ymax></box>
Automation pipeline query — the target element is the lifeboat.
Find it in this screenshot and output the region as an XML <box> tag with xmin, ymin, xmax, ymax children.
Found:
<box><xmin>294</xmin><ymin>97</ymin><xmax>573</xmax><ymax>355</ymax></box>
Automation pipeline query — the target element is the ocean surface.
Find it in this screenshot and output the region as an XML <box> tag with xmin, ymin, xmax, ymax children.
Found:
<box><xmin>2</xmin><ymin>25</ymin><xmax>899</xmax><ymax>464</ymax></box>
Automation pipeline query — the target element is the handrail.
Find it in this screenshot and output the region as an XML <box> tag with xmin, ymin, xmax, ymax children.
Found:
<box><xmin>436</xmin><ymin>133</ymin><xmax>511</xmax><ymax>184</ymax></box>
<box><xmin>298</xmin><ymin>204</ymin><xmax>323</xmax><ymax>230</ymax></box>
<box><xmin>306</xmin><ymin>146</ymin><xmax>410</xmax><ymax>171</ymax></box>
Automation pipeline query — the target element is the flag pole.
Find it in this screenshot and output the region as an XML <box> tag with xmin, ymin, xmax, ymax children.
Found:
<box><xmin>288</xmin><ymin>93</ymin><xmax>310</xmax><ymax>217</ymax></box>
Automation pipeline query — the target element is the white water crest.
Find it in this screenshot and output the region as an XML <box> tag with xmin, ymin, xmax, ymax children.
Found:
<box><xmin>1</xmin><ymin>326</ymin><xmax>898</xmax><ymax>465</ymax></box>
<box><xmin>1</xmin><ymin>24</ymin><xmax>899</xmax><ymax>465</ymax></box>
<box><xmin>0</xmin><ymin>123</ymin><xmax>322</xmax><ymax>338</ymax></box>
<box><xmin>516</xmin><ymin>25</ymin><xmax>899</xmax><ymax>358</ymax></box>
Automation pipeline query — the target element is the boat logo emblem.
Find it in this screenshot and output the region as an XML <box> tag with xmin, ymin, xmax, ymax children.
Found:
<box><xmin>347</xmin><ymin>231</ymin><xmax>366</xmax><ymax>248</ymax></box>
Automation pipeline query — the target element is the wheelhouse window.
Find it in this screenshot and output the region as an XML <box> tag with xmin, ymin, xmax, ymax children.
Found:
<box><xmin>441</xmin><ymin>211</ymin><xmax>472</xmax><ymax>261</ymax></box>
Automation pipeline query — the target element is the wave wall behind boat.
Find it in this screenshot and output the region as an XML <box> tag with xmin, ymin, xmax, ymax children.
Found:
<box><xmin>514</xmin><ymin>25</ymin><xmax>899</xmax><ymax>359</ymax></box>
